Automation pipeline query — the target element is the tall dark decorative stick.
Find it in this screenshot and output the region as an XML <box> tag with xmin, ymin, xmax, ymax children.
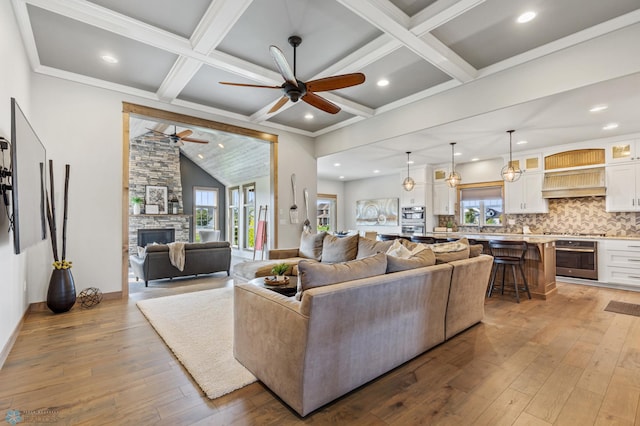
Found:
<box><xmin>62</xmin><ymin>164</ymin><xmax>70</xmax><ymax>261</ymax></box>
<box><xmin>48</xmin><ymin>159</ymin><xmax>58</xmax><ymax>261</ymax></box>
<box><xmin>45</xmin><ymin>191</ymin><xmax>59</xmax><ymax>262</ymax></box>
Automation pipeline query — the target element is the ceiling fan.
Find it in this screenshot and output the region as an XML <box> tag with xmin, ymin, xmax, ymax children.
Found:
<box><xmin>220</xmin><ymin>36</ymin><xmax>365</xmax><ymax>115</ymax></box>
<box><xmin>145</xmin><ymin>125</ymin><xmax>209</xmax><ymax>147</ymax></box>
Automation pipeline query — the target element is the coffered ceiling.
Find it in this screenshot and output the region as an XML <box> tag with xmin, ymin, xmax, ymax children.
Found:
<box><xmin>11</xmin><ymin>0</ymin><xmax>640</xmax><ymax>181</ymax></box>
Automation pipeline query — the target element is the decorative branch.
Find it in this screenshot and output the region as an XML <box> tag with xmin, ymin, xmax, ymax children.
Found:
<box><xmin>62</xmin><ymin>164</ymin><xmax>70</xmax><ymax>261</ymax></box>
<box><xmin>47</xmin><ymin>160</ymin><xmax>59</xmax><ymax>262</ymax></box>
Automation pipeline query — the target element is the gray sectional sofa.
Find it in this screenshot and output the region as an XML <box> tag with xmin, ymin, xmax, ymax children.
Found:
<box><xmin>233</xmin><ymin>232</ymin><xmax>492</xmax><ymax>416</ymax></box>
<box><xmin>129</xmin><ymin>241</ymin><xmax>231</xmax><ymax>286</ymax></box>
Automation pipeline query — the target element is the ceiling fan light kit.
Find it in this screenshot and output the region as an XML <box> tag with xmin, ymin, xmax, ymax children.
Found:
<box><xmin>220</xmin><ymin>36</ymin><xmax>365</xmax><ymax>115</ymax></box>
<box><xmin>402</xmin><ymin>151</ymin><xmax>415</xmax><ymax>192</ymax></box>
<box><xmin>445</xmin><ymin>142</ymin><xmax>461</xmax><ymax>188</ymax></box>
<box><xmin>501</xmin><ymin>129</ymin><xmax>522</xmax><ymax>182</ymax></box>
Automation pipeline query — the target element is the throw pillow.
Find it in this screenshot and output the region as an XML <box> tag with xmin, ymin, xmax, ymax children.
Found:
<box><xmin>469</xmin><ymin>244</ymin><xmax>484</xmax><ymax>257</ymax></box>
<box><xmin>386</xmin><ymin>248</ymin><xmax>436</xmax><ymax>273</ymax></box>
<box><xmin>321</xmin><ymin>234</ymin><xmax>359</xmax><ymax>263</ymax></box>
<box><xmin>431</xmin><ymin>237</ymin><xmax>470</xmax><ymax>264</ymax></box>
<box><xmin>299</xmin><ymin>231</ymin><xmax>327</xmax><ymax>260</ymax></box>
<box><xmin>386</xmin><ymin>239</ymin><xmax>412</xmax><ymax>258</ymax></box>
<box><xmin>356</xmin><ymin>237</ymin><xmax>393</xmax><ymax>259</ymax></box>
<box><xmin>295</xmin><ymin>253</ymin><xmax>387</xmax><ymax>300</ymax></box>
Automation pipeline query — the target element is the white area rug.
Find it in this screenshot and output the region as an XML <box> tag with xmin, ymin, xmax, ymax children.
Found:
<box><xmin>136</xmin><ymin>287</ymin><xmax>257</xmax><ymax>399</ymax></box>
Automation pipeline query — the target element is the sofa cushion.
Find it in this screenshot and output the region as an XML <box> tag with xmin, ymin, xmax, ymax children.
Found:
<box><xmin>431</xmin><ymin>238</ymin><xmax>470</xmax><ymax>264</ymax></box>
<box><xmin>295</xmin><ymin>253</ymin><xmax>387</xmax><ymax>300</ymax></box>
<box><xmin>321</xmin><ymin>234</ymin><xmax>359</xmax><ymax>263</ymax></box>
<box><xmin>299</xmin><ymin>231</ymin><xmax>327</xmax><ymax>260</ymax></box>
<box><xmin>386</xmin><ymin>248</ymin><xmax>436</xmax><ymax>273</ymax></box>
<box><xmin>356</xmin><ymin>238</ymin><xmax>394</xmax><ymax>259</ymax></box>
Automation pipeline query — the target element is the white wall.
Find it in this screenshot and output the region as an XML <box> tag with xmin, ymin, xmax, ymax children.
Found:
<box><xmin>0</xmin><ymin>0</ymin><xmax>38</xmax><ymax>363</ymax></box>
<box><xmin>344</xmin><ymin>174</ymin><xmax>402</xmax><ymax>234</ymax></box>
<box><xmin>456</xmin><ymin>158</ymin><xmax>505</xmax><ymax>184</ymax></box>
<box><xmin>317</xmin><ymin>179</ymin><xmax>345</xmax><ymax>231</ymax></box>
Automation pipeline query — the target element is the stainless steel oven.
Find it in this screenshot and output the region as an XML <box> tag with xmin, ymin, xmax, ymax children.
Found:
<box><xmin>555</xmin><ymin>240</ymin><xmax>598</xmax><ymax>280</ymax></box>
<box><xmin>401</xmin><ymin>206</ymin><xmax>426</xmax><ymax>234</ymax></box>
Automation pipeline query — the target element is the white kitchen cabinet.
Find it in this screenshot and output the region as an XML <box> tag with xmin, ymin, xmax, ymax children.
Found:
<box><xmin>606</xmin><ymin>140</ymin><xmax>640</xmax><ymax>164</ymax></box>
<box><xmin>606</xmin><ymin>163</ymin><xmax>640</xmax><ymax>212</ymax></box>
<box><xmin>433</xmin><ymin>183</ymin><xmax>456</xmax><ymax>215</ymax></box>
<box><xmin>601</xmin><ymin>239</ymin><xmax>640</xmax><ymax>288</ymax></box>
<box><xmin>504</xmin><ymin>172</ymin><xmax>548</xmax><ymax>214</ymax></box>
<box><xmin>400</xmin><ymin>183</ymin><xmax>426</xmax><ymax>207</ymax></box>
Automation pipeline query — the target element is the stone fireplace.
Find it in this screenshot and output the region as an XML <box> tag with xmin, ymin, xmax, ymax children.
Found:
<box><xmin>129</xmin><ymin>136</ymin><xmax>190</xmax><ymax>254</ymax></box>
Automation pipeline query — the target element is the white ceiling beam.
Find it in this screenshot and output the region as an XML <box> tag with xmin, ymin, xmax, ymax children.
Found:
<box><xmin>337</xmin><ymin>0</ymin><xmax>476</xmax><ymax>82</ymax></box>
<box><xmin>10</xmin><ymin>0</ymin><xmax>41</xmax><ymax>70</ymax></box>
<box><xmin>157</xmin><ymin>0</ymin><xmax>254</xmax><ymax>101</ymax></box>
<box><xmin>411</xmin><ymin>0</ymin><xmax>487</xmax><ymax>34</ymax></box>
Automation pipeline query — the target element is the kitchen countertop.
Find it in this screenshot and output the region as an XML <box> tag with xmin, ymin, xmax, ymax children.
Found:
<box><xmin>415</xmin><ymin>232</ymin><xmax>640</xmax><ymax>241</ymax></box>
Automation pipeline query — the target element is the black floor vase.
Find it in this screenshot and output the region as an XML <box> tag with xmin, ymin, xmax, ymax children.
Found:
<box><xmin>47</xmin><ymin>268</ymin><xmax>77</xmax><ymax>313</ymax></box>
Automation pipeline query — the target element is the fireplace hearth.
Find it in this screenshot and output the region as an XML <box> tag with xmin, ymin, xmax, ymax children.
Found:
<box><xmin>138</xmin><ymin>228</ymin><xmax>175</xmax><ymax>247</ymax></box>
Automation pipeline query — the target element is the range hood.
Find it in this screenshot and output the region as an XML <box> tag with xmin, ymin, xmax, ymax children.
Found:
<box><xmin>541</xmin><ymin>167</ymin><xmax>606</xmax><ymax>198</ymax></box>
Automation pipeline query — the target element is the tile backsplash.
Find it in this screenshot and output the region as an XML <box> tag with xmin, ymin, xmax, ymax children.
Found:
<box><xmin>442</xmin><ymin>196</ymin><xmax>640</xmax><ymax>237</ymax></box>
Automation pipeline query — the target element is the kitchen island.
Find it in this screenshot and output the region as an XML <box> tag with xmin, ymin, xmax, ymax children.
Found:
<box><xmin>379</xmin><ymin>232</ymin><xmax>557</xmax><ymax>299</ymax></box>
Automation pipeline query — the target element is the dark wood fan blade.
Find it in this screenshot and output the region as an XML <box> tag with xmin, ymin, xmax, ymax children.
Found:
<box><xmin>268</xmin><ymin>96</ymin><xmax>290</xmax><ymax>114</ymax></box>
<box><xmin>176</xmin><ymin>129</ymin><xmax>193</xmax><ymax>139</ymax></box>
<box><xmin>219</xmin><ymin>82</ymin><xmax>281</xmax><ymax>89</ymax></box>
<box><xmin>306</xmin><ymin>73</ymin><xmax>365</xmax><ymax>92</ymax></box>
<box><xmin>269</xmin><ymin>45</ymin><xmax>297</xmax><ymax>87</ymax></box>
<box><xmin>302</xmin><ymin>92</ymin><xmax>340</xmax><ymax>114</ymax></box>
<box><xmin>182</xmin><ymin>137</ymin><xmax>209</xmax><ymax>144</ymax></box>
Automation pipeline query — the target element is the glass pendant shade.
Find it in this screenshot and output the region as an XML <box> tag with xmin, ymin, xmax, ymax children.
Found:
<box><xmin>502</xmin><ymin>130</ymin><xmax>522</xmax><ymax>182</ymax></box>
<box><xmin>402</xmin><ymin>151</ymin><xmax>414</xmax><ymax>192</ymax></box>
<box><xmin>445</xmin><ymin>142</ymin><xmax>461</xmax><ymax>188</ymax></box>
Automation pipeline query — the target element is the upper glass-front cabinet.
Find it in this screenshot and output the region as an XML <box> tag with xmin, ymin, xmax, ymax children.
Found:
<box><xmin>607</xmin><ymin>140</ymin><xmax>639</xmax><ymax>163</ymax></box>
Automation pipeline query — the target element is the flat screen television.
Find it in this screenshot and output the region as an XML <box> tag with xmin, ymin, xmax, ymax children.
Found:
<box><xmin>10</xmin><ymin>97</ymin><xmax>47</xmax><ymax>254</ymax></box>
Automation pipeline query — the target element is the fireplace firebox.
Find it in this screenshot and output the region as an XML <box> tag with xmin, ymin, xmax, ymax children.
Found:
<box><xmin>137</xmin><ymin>228</ymin><xmax>175</xmax><ymax>247</ymax></box>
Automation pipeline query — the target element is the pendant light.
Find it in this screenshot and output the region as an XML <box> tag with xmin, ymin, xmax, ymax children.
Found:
<box><xmin>445</xmin><ymin>142</ymin><xmax>461</xmax><ymax>188</ymax></box>
<box><xmin>402</xmin><ymin>151</ymin><xmax>415</xmax><ymax>192</ymax></box>
<box><xmin>501</xmin><ymin>129</ymin><xmax>522</xmax><ymax>182</ymax></box>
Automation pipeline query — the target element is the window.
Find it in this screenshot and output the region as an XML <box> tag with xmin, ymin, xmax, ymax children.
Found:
<box><xmin>460</xmin><ymin>184</ymin><xmax>503</xmax><ymax>226</ymax></box>
<box><xmin>228</xmin><ymin>187</ymin><xmax>240</xmax><ymax>247</ymax></box>
<box><xmin>243</xmin><ymin>184</ymin><xmax>256</xmax><ymax>249</ymax></box>
<box><xmin>317</xmin><ymin>194</ymin><xmax>337</xmax><ymax>233</ymax></box>
<box><xmin>193</xmin><ymin>187</ymin><xmax>218</xmax><ymax>242</ymax></box>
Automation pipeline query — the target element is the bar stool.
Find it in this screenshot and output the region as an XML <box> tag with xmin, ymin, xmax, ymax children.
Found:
<box><xmin>410</xmin><ymin>235</ymin><xmax>435</xmax><ymax>244</ymax></box>
<box><xmin>487</xmin><ymin>240</ymin><xmax>531</xmax><ymax>303</ymax></box>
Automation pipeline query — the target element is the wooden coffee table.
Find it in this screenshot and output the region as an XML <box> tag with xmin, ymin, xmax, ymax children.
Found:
<box><xmin>247</xmin><ymin>277</ymin><xmax>297</xmax><ymax>297</ymax></box>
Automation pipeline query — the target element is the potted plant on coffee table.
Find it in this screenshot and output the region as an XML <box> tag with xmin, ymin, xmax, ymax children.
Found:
<box><xmin>270</xmin><ymin>263</ymin><xmax>289</xmax><ymax>282</ymax></box>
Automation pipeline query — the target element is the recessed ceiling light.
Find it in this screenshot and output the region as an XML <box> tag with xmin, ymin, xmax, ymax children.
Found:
<box><xmin>589</xmin><ymin>105</ymin><xmax>608</xmax><ymax>112</ymax></box>
<box><xmin>197</xmin><ymin>154</ymin><xmax>204</xmax><ymax>159</ymax></box>
<box><xmin>407</xmin><ymin>160</ymin><xmax>414</xmax><ymax>165</ymax></box>
<box><xmin>603</xmin><ymin>123</ymin><xmax>619</xmax><ymax>130</ymax></box>
<box><xmin>454</xmin><ymin>152</ymin><xmax>461</xmax><ymax>156</ymax></box>
<box><xmin>339</xmin><ymin>175</ymin><xmax>345</xmax><ymax>179</ymax></box>
<box><xmin>517</xmin><ymin>140</ymin><xmax>528</xmax><ymax>145</ymax></box>
<box><xmin>218</xmin><ymin>143</ymin><xmax>224</xmax><ymax>148</ymax></box>
<box><xmin>471</xmin><ymin>158</ymin><xmax>479</xmax><ymax>162</ymax></box>
<box><xmin>373</xmin><ymin>169</ymin><xmax>380</xmax><ymax>174</ymax></box>
<box><xmin>304</xmin><ymin>112</ymin><xmax>314</xmax><ymax>120</ymax></box>
<box><xmin>333</xmin><ymin>162</ymin><xmax>341</xmax><ymax>167</ymax></box>
<box><xmin>377</xmin><ymin>79</ymin><xmax>389</xmax><ymax>87</ymax></box>
<box><xmin>100</xmin><ymin>54</ymin><xmax>118</xmax><ymax>64</ymax></box>
<box><xmin>517</xmin><ymin>11</ymin><xmax>536</xmax><ymax>23</ymax></box>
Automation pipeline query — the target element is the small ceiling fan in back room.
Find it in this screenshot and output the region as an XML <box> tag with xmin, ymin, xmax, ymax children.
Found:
<box><xmin>145</xmin><ymin>125</ymin><xmax>209</xmax><ymax>147</ymax></box>
<box><xmin>219</xmin><ymin>35</ymin><xmax>365</xmax><ymax>114</ymax></box>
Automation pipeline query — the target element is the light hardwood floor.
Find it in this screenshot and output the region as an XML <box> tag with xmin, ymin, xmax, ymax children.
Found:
<box><xmin>2</xmin><ymin>277</ymin><xmax>640</xmax><ymax>425</ymax></box>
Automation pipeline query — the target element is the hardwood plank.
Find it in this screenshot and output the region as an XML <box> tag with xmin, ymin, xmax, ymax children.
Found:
<box><xmin>554</xmin><ymin>387</ymin><xmax>603</xmax><ymax>426</ymax></box>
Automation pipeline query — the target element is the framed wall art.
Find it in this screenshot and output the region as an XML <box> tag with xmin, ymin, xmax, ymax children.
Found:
<box><xmin>145</xmin><ymin>185</ymin><xmax>168</xmax><ymax>214</ymax></box>
<box><xmin>355</xmin><ymin>198</ymin><xmax>398</xmax><ymax>226</ymax></box>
